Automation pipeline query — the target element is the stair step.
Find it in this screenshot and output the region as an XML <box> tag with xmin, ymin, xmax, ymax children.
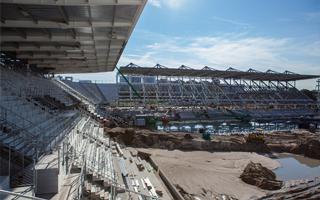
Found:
<box><xmin>104</xmin><ymin>191</ymin><xmax>110</xmax><ymax>200</ymax></box>
<box><xmin>99</xmin><ymin>187</ymin><xmax>105</xmax><ymax>199</ymax></box>
<box><xmin>0</xmin><ymin>133</ymin><xmax>9</xmax><ymax>141</ymax></box>
<box><xmin>10</xmin><ymin>137</ymin><xmax>24</xmax><ymax>146</ymax></box>
<box><xmin>85</xmin><ymin>180</ymin><xmax>91</xmax><ymax>192</ymax></box>
<box><xmin>16</xmin><ymin>140</ymin><xmax>27</xmax><ymax>151</ymax></box>
<box><xmin>3</xmin><ymin>135</ymin><xmax>16</xmax><ymax>144</ymax></box>
<box><xmin>91</xmin><ymin>184</ymin><xmax>98</xmax><ymax>198</ymax></box>
<box><xmin>25</xmin><ymin>147</ymin><xmax>34</xmax><ymax>157</ymax></box>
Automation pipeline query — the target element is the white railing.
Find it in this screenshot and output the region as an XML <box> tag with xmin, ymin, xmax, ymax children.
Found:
<box><xmin>57</xmin><ymin>116</ymin><xmax>160</xmax><ymax>200</ymax></box>
<box><xmin>53</xmin><ymin>79</ymin><xmax>94</xmax><ymax>107</ymax></box>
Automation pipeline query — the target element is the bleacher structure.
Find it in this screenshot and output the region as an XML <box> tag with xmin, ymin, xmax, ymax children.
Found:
<box><xmin>0</xmin><ymin>0</ymin><xmax>155</xmax><ymax>199</ymax></box>
<box><xmin>1</xmin><ymin>66</ymin><xmax>163</xmax><ymax>199</ymax></box>
<box><xmin>0</xmin><ymin>64</ymin><xmax>80</xmax><ymax>186</ymax></box>
<box><xmin>117</xmin><ymin>63</ymin><xmax>320</xmax><ymax>122</ymax></box>
<box><xmin>118</xmin><ymin>63</ymin><xmax>319</xmax><ymax>108</ymax></box>
<box><xmin>48</xmin><ymin>77</ymin><xmax>119</xmax><ymax>107</ymax></box>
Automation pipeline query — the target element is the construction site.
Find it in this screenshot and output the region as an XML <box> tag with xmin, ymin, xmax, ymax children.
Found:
<box><xmin>1</xmin><ymin>0</ymin><xmax>320</xmax><ymax>200</ymax></box>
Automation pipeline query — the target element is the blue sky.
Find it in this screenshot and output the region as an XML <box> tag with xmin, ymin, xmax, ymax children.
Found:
<box><xmin>65</xmin><ymin>0</ymin><xmax>320</xmax><ymax>89</ymax></box>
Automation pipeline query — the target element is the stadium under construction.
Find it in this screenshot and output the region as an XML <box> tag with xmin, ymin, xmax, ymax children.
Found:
<box><xmin>1</xmin><ymin>0</ymin><xmax>320</xmax><ymax>200</ymax></box>
<box><xmin>56</xmin><ymin>62</ymin><xmax>320</xmax><ymax>134</ymax></box>
<box><xmin>117</xmin><ymin>63</ymin><xmax>319</xmax><ymax>119</ymax></box>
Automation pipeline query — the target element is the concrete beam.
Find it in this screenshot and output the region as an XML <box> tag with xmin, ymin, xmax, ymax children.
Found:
<box><xmin>0</xmin><ymin>35</ymin><xmax>126</xmax><ymax>42</ymax></box>
<box><xmin>32</xmin><ymin>61</ymin><xmax>108</xmax><ymax>66</ymax></box>
<box><xmin>17</xmin><ymin>53</ymin><xmax>119</xmax><ymax>59</ymax></box>
<box><xmin>0</xmin><ymin>0</ymin><xmax>144</xmax><ymax>6</ymax></box>
<box><xmin>1</xmin><ymin>45</ymin><xmax>122</xmax><ymax>52</ymax></box>
<box><xmin>28</xmin><ymin>59</ymin><xmax>109</xmax><ymax>64</ymax></box>
<box><xmin>36</xmin><ymin>63</ymin><xmax>112</xmax><ymax>68</ymax></box>
<box><xmin>1</xmin><ymin>20</ymin><xmax>132</xmax><ymax>28</ymax></box>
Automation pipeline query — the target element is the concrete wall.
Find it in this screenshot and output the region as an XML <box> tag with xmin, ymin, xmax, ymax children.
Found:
<box><xmin>97</xmin><ymin>83</ymin><xmax>118</xmax><ymax>103</ymax></box>
<box><xmin>0</xmin><ymin>176</ymin><xmax>10</xmax><ymax>190</ymax></box>
<box><xmin>143</xmin><ymin>153</ymin><xmax>185</xmax><ymax>200</ymax></box>
<box><xmin>36</xmin><ymin>168</ymin><xmax>59</xmax><ymax>195</ymax></box>
<box><xmin>158</xmin><ymin>169</ymin><xmax>185</xmax><ymax>200</ymax></box>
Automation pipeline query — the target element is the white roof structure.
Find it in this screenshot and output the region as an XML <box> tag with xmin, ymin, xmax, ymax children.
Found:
<box><xmin>0</xmin><ymin>0</ymin><xmax>147</xmax><ymax>73</ymax></box>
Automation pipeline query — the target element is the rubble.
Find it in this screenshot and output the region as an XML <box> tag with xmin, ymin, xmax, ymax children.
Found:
<box><xmin>106</xmin><ymin>128</ymin><xmax>320</xmax><ymax>199</ymax></box>
<box><xmin>299</xmin><ymin>139</ymin><xmax>320</xmax><ymax>159</ymax></box>
<box><xmin>259</xmin><ymin>177</ymin><xmax>320</xmax><ymax>199</ymax></box>
<box><xmin>240</xmin><ymin>162</ymin><xmax>283</xmax><ymax>190</ymax></box>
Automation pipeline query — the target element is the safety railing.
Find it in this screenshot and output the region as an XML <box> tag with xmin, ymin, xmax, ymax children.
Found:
<box><xmin>0</xmin><ymin>189</ymin><xmax>46</xmax><ymax>200</ymax></box>
<box><xmin>63</xmin><ymin>117</ymin><xmax>159</xmax><ymax>200</ymax></box>
<box><xmin>55</xmin><ymin>114</ymin><xmax>160</xmax><ymax>199</ymax></box>
<box><xmin>0</xmin><ymin>105</ymin><xmax>46</xmax><ymax>142</ymax></box>
<box><xmin>75</xmin><ymin>160</ymin><xmax>85</xmax><ymax>200</ymax></box>
<box><xmin>53</xmin><ymin>79</ymin><xmax>94</xmax><ymax>106</ymax></box>
<box><xmin>1</xmin><ymin>67</ymin><xmax>74</xmax><ymax>106</ymax></box>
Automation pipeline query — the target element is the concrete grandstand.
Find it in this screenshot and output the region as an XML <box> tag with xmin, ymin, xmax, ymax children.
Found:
<box><xmin>0</xmin><ymin>1</ymin><xmax>169</xmax><ymax>200</ymax></box>
<box><xmin>115</xmin><ymin>63</ymin><xmax>320</xmax><ymax>124</ymax></box>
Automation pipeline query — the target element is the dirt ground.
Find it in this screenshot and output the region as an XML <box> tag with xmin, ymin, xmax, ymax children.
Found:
<box><xmin>138</xmin><ymin>149</ymin><xmax>280</xmax><ymax>200</ymax></box>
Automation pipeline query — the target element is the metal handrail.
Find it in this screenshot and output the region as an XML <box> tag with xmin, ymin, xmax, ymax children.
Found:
<box><xmin>1</xmin><ymin>67</ymin><xmax>73</xmax><ymax>105</ymax></box>
<box><xmin>53</xmin><ymin>79</ymin><xmax>93</xmax><ymax>105</ymax></box>
<box><xmin>58</xmin><ymin>116</ymin><xmax>160</xmax><ymax>199</ymax></box>
<box><xmin>0</xmin><ymin>105</ymin><xmax>43</xmax><ymax>138</ymax></box>
<box><xmin>71</xmin><ymin>126</ymin><xmax>159</xmax><ymax>199</ymax></box>
<box><xmin>0</xmin><ymin>189</ymin><xmax>46</xmax><ymax>200</ymax></box>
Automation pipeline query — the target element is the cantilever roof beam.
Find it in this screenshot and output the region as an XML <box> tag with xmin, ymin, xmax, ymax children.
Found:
<box><xmin>0</xmin><ymin>0</ymin><xmax>147</xmax><ymax>73</ymax></box>
<box><xmin>0</xmin><ymin>35</ymin><xmax>127</xmax><ymax>42</ymax></box>
<box><xmin>1</xmin><ymin>20</ymin><xmax>132</xmax><ymax>28</ymax></box>
<box><xmin>1</xmin><ymin>44</ymin><xmax>122</xmax><ymax>52</ymax></box>
<box><xmin>0</xmin><ymin>0</ymin><xmax>144</xmax><ymax>6</ymax></box>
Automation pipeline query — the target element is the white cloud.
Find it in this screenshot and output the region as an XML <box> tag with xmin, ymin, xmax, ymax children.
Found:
<box><xmin>163</xmin><ymin>0</ymin><xmax>185</xmax><ymax>9</ymax></box>
<box><xmin>148</xmin><ymin>0</ymin><xmax>161</xmax><ymax>8</ymax></box>
<box><xmin>119</xmin><ymin>52</ymin><xmax>158</xmax><ymax>67</ymax></box>
<box><xmin>64</xmin><ymin>33</ymin><xmax>319</xmax><ymax>89</ymax></box>
<box><xmin>120</xmin><ymin>32</ymin><xmax>320</xmax><ymax>89</ymax></box>
<box><xmin>211</xmin><ymin>16</ymin><xmax>252</xmax><ymax>30</ymax></box>
<box><xmin>148</xmin><ymin>0</ymin><xmax>185</xmax><ymax>9</ymax></box>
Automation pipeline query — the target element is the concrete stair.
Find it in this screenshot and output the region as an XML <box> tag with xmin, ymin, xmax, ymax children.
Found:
<box><xmin>84</xmin><ymin>179</ymin><xmax>111</xmax><ymax>200</ymax></box>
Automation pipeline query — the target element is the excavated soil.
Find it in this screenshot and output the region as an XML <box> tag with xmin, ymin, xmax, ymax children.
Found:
<box><xmin>106</xmin><ymin>128</ymin><xmax>320</xmax><ymax>199</ymax></box>
<box><xmin>107</xmin><ymin>128</ymin><xmax>320</xmax><ymax>159</ymax></box>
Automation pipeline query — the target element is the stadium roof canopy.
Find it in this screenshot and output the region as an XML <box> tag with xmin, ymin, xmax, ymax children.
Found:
<box><xmin>119</xmin><ymin>63</ymin><xmax>320</xmax><ymax>81</ymax></box>
<box><xmin>0</xmin><ymin>0</ymin><xmax>146</xmax><ymax>73</ymax></box>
